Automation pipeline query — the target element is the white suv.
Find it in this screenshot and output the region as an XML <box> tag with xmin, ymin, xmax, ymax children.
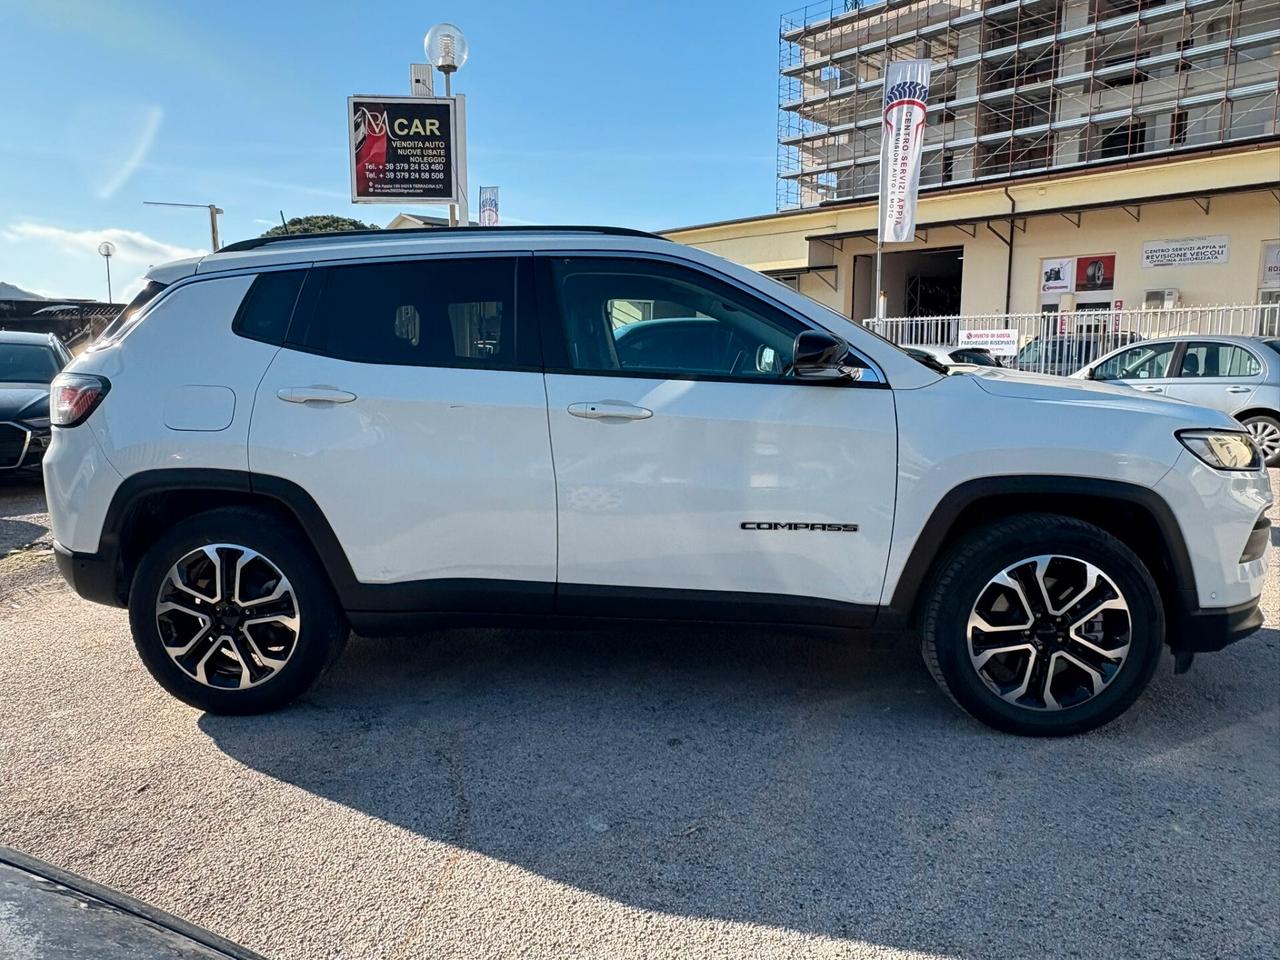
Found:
<box><xmin>44</xmin><ymin>227</ymin><xmax>1272</xmax><ymax>735</ymax></box>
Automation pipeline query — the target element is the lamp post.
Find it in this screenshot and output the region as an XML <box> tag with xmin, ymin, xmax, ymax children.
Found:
<box><xmin>425</xmin><ymin>23</ymin><xmax>469</xmax><ymax>227</ymax></box>
<box><xmin>97</xmin><ymin>241</ymin><xmax>116</xmax><ymax>304</ymax></box>
<box><xmin>424</xmin><ymin>22</ymin><xmax>468</xmax><ymax>97</ymax></box>
<box><xmin>142</xmin><ymin>200</ymin><xmax>223</xmax><ymax>251</ymax></box>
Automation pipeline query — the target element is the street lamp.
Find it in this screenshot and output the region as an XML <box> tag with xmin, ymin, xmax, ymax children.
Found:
<box><xmin>424</xmin><ymin>23</ymin><xmax>468</xmax><ymax>96</ymax></box>
<box><xmin>97</xmin><ymin>241</ymin><xmax>116</xmax><ymax>304</ymax></box>
<box><xmin>143</xmin><ymin>200</ymin><xmax>223</xmax><ymax>251</ymax></box>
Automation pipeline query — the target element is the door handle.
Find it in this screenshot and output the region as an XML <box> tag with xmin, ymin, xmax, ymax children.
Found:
<box><xmin>1226</xmin><ymin>386</ymin><xmax>1251</xmax><ymax>393</ymax></box>
<box><xmin>1133</xmin><ymin>385</ymin><xmax>1163</xmax><ymax>393</ymax></box>
<box><xmin>277</xmin><ymin>386</ymin><xmax>357</xmax><ymax>404</ymax></box>
<box><xmin>567</xmin><ymin>400</ymin><xmax>653</xmax><ymax>421</ymax></box>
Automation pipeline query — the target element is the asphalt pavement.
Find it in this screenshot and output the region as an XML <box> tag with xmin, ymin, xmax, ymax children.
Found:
<box><xmin>1</xmin><ymin>474</ymin><xmax>1276</xmax><ymax>960</ymax></box>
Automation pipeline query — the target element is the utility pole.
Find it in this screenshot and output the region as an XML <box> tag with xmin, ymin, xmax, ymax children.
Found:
<box><xmin>143</xmin><ymin>200</ymin><xmax>224</xmax><ymax>251</ymax></box>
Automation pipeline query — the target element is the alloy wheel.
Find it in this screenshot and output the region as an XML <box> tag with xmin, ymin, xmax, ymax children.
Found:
<box><xmin>966</xmin><ymin>555</ymin><xmax>1131</xmax><ymax>711</ymax></box>
<box><xmin>1245</xmin><ymin>420</ymin><xmax>1280</xmax><ymax>462</ymax></box>
<box><xmin>154</xmin><ymin>544</ymin><xmax>301</xmax><ymax>690</ymax></box>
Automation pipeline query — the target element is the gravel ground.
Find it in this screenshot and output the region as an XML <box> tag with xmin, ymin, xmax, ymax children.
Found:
<box><xmin>0</xmin><ymin>475</ymin><xmax>1276</xmax><ymax>960</ymax></box>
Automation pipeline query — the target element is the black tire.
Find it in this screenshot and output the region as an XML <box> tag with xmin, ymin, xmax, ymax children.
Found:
<box><xmin>1241</xmin><ymin>414</ymin><xmax>1280</xmax><ymax>468</ymax></box>
<box><xmin>128</xmin><ymin>506</ymin><xmax>348</xmax><ymax>714</ymax></box>
<box><xmin>919</xmin><ymin>513</ymin><xmax>1164</xmax><ymax>736</ymax></box>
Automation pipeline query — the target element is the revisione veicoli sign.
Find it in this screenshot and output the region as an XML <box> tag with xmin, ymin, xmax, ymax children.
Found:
<box><xmin>349</xmin><ymin>96</ymin><xmax>458</xmax><ymax>203</ymax></box>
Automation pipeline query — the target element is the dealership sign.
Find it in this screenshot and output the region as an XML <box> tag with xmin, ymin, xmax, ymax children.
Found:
<box><xmin>348</xmin><ymin>96</ymin><xmax>460</xmax><ymax>203</ymax></box>
<box><xmin>1142</xmin><ymin>235</ymin><xmax>1229</xmax><ymax>268</ymax></box>
<box><xmin>957</xmin><ymin>328</ymin><xmax>1019</xmax><ymax>357</ymax></box>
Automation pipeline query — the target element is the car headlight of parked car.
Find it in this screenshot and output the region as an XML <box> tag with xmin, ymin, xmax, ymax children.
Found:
<box><xmin>1177</xmin><ymin>429</ymin><xmax>1262</xmax><ymax>471</ymax></box>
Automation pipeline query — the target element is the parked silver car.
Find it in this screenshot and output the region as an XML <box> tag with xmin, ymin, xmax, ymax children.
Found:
<box><xmin>1074</xmin><ymin>335</ymin><xmax>1280</xmax><ymax>465</ymax></box>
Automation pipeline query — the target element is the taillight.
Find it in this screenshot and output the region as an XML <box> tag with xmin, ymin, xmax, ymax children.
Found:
<box><xmin>50</xmin><ymin>373</ymin><xmax>111</xmax><ymax>427</ymax></box>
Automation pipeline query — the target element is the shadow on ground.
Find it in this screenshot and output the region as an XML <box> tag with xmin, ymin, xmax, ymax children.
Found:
<box><xmin>200</xmin><ymin>621</ymin><xmax>1279</xmax><ymax>959</ymax></box>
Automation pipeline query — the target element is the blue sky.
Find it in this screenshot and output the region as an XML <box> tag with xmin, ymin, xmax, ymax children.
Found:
<box><xmin>0</xmin><ymin>0</ymin><xmax>790</xmax><ymax>302</ymax></box>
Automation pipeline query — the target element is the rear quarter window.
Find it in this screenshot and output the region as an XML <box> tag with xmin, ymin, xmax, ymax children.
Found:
<box><xmin>232</xmin><ymin>270</ymin><xmax>308</xmax><ymax>346</ymax></box>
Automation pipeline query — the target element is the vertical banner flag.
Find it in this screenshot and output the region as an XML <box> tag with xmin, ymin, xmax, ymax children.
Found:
<box><xmin>878</xmin><ymin>60</ymin><xmax>932</xmax><ymax>243</ymax></box>
<box><xmin>479</xmin><ymin>186</ymin><xmax>500</xmax><ymax>226</ymax></box>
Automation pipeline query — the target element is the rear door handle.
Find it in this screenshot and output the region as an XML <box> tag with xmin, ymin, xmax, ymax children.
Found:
<box><xmin>1133</xmin><ymin>385</ymin><xmax>1163</xmax><ymax>393</ymax></box>
<box><xmin>1226</xmin><ymin>386</ymin><xmax>1252</xmax><ymax>394</ymax></box>
<box><xmin>277</xmin><ymin>386</ymin><xmax>357</xmax><ymax>404</ymax></box>
<box><xmin>567</xmin><ymin>400</ymin><xmax>653</xmax><ymax>421</ymax></box>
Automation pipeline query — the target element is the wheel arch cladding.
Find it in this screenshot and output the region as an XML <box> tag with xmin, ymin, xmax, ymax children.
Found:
<box><xmin>890</xmin><ymin>476</ymin><xmax>1196</xmax><ymax>630</ymax></box>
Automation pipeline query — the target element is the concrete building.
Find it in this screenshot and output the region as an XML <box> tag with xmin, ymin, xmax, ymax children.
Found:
<box><xmin>665</xmin><ymin>0</ymin><xmax>1279</xmax><ymax>327</ymax></box>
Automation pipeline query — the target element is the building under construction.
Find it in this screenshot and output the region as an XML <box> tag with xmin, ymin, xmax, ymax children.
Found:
<box><xmin>778</xmin><ymin>0</ymin><xmax>1279</xmax><ymax>209</ymax></box>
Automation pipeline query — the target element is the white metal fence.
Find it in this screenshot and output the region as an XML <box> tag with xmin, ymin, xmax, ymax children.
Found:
<box><xmin>871</xmin><ymin>303</ymin><xmax>1280</xmax><ymax>376</ymax></box>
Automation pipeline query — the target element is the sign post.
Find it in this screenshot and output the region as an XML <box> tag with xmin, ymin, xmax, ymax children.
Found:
<box><xmin>875</xmin><ymin>59</ymin><xmax>932</xmax><ymax>321</ymax></box>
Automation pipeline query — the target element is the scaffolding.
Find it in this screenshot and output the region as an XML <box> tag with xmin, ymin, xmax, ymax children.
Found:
<box><xmin>778</xmin><ymin>0</ymin><xmax>1280</xmax><ymax>210</ymax></box>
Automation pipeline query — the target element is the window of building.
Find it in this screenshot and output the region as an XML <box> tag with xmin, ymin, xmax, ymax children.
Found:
<box><xmin>1169</xmin><ymin>110</ymin><xmax>1188</xmax><ymax>146</ymax></box>
<box><xmin>289</xmin><ymin>257</ymin><xmax>517</xmax><ymax>367</ymax></box>
<box><xmin>1095</xmin><ymin>119</ymin><xmax>1145</xmax><ymax>159</ymax></box>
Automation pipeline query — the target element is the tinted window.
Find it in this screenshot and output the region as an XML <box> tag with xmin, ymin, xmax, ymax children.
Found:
<box><xmin>951</xmin><ymin>348</ymin><xmax>1000</xmax><ymax>366</ymax></box>
<box><xmin>1093</xmin><ymin>342</ymin><xmax>1176</xmax><ymax>380</ymax></box>
<box><xmin>233</xmin><ymin>270</ymin><xmax>306</xmax><ymax>345</ymax></box>
<box><xmin>1265</xmin><ymin>340</ymin><xmax>1280</xmax><ymax>358</ymax></box>
<box><xmin>292</xmin><ymin>258</ymin><xmax>516</xmax><ymax>367</ymax></box>
<box><xmin>547</xmin><ymin>257</ymin><xmax>803</xmax><ymax>379</ymax></box>
<box><xmin>1177</xmin><ymin>342</ymin><xmax>1262</xmax><ymax>378</ymax></box>
<box><xmin>92</xmin><ymin>280</ymin><xmax>167</xmax><ymax>349</ymax></box>
<box><xmin>0</xmin><ymin>344</ymin><xmax>59</xmax><ymax>384</ymax></box>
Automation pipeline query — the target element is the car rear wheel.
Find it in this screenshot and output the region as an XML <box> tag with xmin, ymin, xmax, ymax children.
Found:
<box><xmin>128</xmin><ymin>507</ymin><xmax>348</xmax><ymax>714</ymax></box>
<box><xmin>1241</xmin><ymin>414</ymin><xmax>1280</xmax><ymax>467</ymax></box>
<box><xmin>920</xmin><ymin>513</ymin><xmax>1164</xmax><ymax>736</ymax></box>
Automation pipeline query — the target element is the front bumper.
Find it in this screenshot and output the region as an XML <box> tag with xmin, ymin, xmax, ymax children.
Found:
<box><xmin>1168</xmin><ymin>595</ymin><xmax>1265</xmax><ymax>654</ymax></box>
<box><xmin>53</xmin><ymin>541</ymin><xmax>125</xmax><ymax>607</ymax></box>
<box><xmin>0</xmin><ymin>422</ymin><xmax>49</xmax><ymax>474</ymax></box>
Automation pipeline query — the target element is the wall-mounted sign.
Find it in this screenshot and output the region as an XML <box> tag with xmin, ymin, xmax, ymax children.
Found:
<box><xmin>1260</xmin><ymin>240</ymin><xmax>1280</xmax><ymax>289</ymax></box>
<box><xmin>1142</xmin><ymin>235</ymin><xmax>1229</xmax><ymax>268</ymax></box>
<box><xmin>1075</xmin><ymin>254</ymin><xmax>1115</xmax><ymax>292</ymax></box>
<box><xmin>957</xmin><ymin>328</ymin><xmax>1019</xmax><ymax>357</ymax></box>
<box><xmin>1041</xmin><ymin>257</ymin><xmax>1075</xmax><ymax>293</ymax></box>
<box><xmin>349</xmin><ymin>95</ymin><xmax>459</xmax><ymax>203</ymax></box>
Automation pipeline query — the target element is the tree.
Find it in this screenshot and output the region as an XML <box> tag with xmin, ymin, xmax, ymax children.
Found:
<box><xmin>259</xmin><ymin>215</ymin><xmax>379</xmax><ymax>238</ymax></box>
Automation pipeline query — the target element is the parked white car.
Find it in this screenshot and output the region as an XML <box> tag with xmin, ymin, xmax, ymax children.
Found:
<box><xmin>1073</xmin><ymin>335</ymin><xmax>1280</xmax><ymax>466</ymax></box>
<box><xmin>44</xmin><ymin>227</ymin><xmax>1272</xmax><ymax>735</ymax></box>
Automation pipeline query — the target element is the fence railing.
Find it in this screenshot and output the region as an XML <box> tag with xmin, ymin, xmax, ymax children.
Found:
<box><xmin>870</xmin><ymin>303</ymin><xmax>1280</xmax><ymax>376</ymax></box>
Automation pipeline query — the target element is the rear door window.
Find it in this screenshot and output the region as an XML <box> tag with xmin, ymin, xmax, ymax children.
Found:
<box><xmin>1176</xmin><ymin>342</ymin><xmax>1262</xmax><ymax>378</ymax></box>
<box><xmin>289</xmin><ymin>258</ymin><xmax>519</xmax><ymax>368</ymax></box>
<box><xmin>232</xmin><ymin>270</ymin><xmax>307</xmax><ymax>345</ymax></box>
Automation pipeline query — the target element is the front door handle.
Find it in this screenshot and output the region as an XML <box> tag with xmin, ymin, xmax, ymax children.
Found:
<box><xmin>1133</xmin><ymin>385</ymin><xmax>1163</xmax><ymax>393</ymax></box>
<box><xmin>567</xmin><ymin>400</ymin><xmax>653</xmax><ymax>421</ymax></box>
<box><xmin>277</xmin><ymin>386</ymin><xmax>357</xmax><ymax>404</ymax></box>
<box><xmin>1226</xmin><ymin>386</ymin><xmax>1251</xmax><ymax>394</ymax></box>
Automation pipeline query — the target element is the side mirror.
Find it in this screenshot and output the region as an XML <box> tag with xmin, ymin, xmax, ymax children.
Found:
<box><xmin>791</xmin><ymin>330</ymin><xmax>851</xmax><ymax>379</ymax></box>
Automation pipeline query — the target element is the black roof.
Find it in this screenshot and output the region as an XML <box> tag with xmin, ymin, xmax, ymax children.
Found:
<box><xmin>216</xmin><ymin>224</ymin><xmax>666</xmax><ymax>255</ymax></box>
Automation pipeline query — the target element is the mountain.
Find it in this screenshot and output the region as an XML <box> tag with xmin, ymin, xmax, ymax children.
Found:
<box><xmin>0</xmin><ymin>282</ymin><xmax>46</xmax><ymax>300</ymax></box>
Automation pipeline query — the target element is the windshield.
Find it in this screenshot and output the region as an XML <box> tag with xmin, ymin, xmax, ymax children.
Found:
<box><xmin>1264</xmin><ymin>339</ymin><xmax>1280</xmax><ymax>358</ymax></box>
<box><xmin>0</xmin><ymin>343</ymin><xmax>60</xmax><ymax>384</ymax></box>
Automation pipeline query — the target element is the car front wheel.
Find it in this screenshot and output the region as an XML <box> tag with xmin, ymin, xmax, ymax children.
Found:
<box><xmin>920</xmin><ymin>513</ymin><xmax>1164</xmax><ymax>736</ymax></box>
<box><xmin>127</xmin><ymin>507</ymin><xmax>348</xmax><ymax>714</ymax></box>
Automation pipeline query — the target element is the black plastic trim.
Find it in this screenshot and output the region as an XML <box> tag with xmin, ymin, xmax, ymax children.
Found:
<box><xmin>889</xmin><ymin>475</ymin><xmax>1199</xmax><ymax>616</ymax></box>
<box><xmin>53</xmin><ymin>540</ymin><xmax>121</xmax><ymax>607</ymax></box>
<box><xmin>215</xmin><ymin>224</ymin><xmax>667</xmax><ymax>254</ymax></box>
<box><xmin>556</xmin><ymin>582</ymin><xmax>877</xmax><ymax>628</ymax></box>
<box><xmin>1240</xmin><ymin>514</ymin><xmax>1271</xmax><ymax>564</ymax></box>
<box><xmin>1169</xmin><ymin>596</ymin><xmax>1264</xmax><ymax>653</ymax></box>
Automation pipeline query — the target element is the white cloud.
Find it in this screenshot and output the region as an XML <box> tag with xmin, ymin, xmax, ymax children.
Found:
<box><xmin>94</xmin><ymin>105</ymin><xmax>164</xmax><ymax>199</ymax></box>
<box><xmin>3</xmin><ymin>222</ymin><xmax>205</xmax><ymax>265</ymax></box>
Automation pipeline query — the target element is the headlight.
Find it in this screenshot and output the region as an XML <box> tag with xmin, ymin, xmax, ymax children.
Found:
<box><xmin>1177</xmin><ymin>429</ymin><xmax>1262</xmax><ymax>471</ymax></box>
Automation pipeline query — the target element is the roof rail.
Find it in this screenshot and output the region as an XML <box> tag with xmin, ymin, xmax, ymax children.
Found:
<box><xmin>215</xmin><ymin>224</ymin><xmax>668</xmax><ymax>255</ymax></box>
